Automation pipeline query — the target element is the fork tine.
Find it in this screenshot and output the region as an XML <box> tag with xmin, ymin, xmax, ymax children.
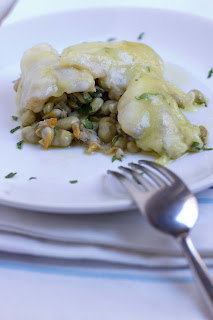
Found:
<box><xmin>139</xmin><ymin>160</ymin><xmax>182</xmax><ymax>184</ymax></box>
<box><xmin>107</xmin><ymin>170</ymin><xmax>144</xmax><ymax>200</ymax></box>
<box><xmin>118</xmin><ymin>166</ymin><xmax>157</xmax><ymax>191</ymax></box>
<box><xmin>129</xmin><ymin>162</ymin><xmax>166</xmax><ymax>188</ymax></box>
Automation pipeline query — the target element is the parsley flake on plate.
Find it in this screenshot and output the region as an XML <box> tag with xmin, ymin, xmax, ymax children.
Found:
<box><xmin>5</xmin><ymin>172</ymin><xmax>17</xmax><ymax>179</ymax></box>
<box><xmin>69</xmin><ymin>180</ymin><xmax>78</xmax><ymax>184</ymax></box>
<box><xmin>12</xmin><ymin>115</ymin><xmax>18</xmax><ymax>121</ymax></box>
<box><xmin>207</xmin><ymin>68</ymin><xmax>213</xmax><ymax>79</ymax></box>
<box><xmin>17</xmin><ymin>140</ymin><xmax>24</xmax><ymax>149</ymax></box>
<box><xmin>138</xmin><ymin>32</ymin><xmax>145</xmax><ymax>40</ymax></box>
<box><xmin>29</xmin><ymin>177</ymin><xmax>37</xmax><ymax>180</ymax></box>
<box><xmin>112</xmin><ymin>155</ymin><xmax>123</xmax><ymax>163</ymax></box>
<box><xmin>10</xmin><ymin>126</ymin><xmax>21</xmax><ymax>134</ymax></box>
<box><xmin>107</xmin><ymin>38</ymin><xmax>116</xmax><ymax>42</ymax></box>
<box><xmin>203</xmin><ymin>147</ymin><xmax>213</xmax><ymax>151</ymax></box>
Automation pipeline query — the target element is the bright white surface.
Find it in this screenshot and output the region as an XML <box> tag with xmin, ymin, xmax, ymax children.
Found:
<box><xmin>2</xmin><ymin>0</ymin><xmax>213</xmax><ymax>25</ymax></box>
<box><xmin>0</xmin><ymin>1</ymin><xmax>213</xmax><ymax>320</ymax></box>
<box><xmin>0</xmin><ymin>264</ymin><xmax>210</xmax><ymax>320</ymax></box>
<box><xmin>0</xmin><ymin>8</ymin><xmax>213</xmax><ymax>213</ymax></box>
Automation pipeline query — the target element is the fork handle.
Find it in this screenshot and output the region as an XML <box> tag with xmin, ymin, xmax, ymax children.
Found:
<box><xmin>178</xmin><ymin>235</ymin><xmax>213</xmax><ymax>313</ymax></box>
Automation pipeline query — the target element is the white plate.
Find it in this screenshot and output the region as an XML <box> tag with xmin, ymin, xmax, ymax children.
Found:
<box><xmin>0</xmin><ymin>7</ymin><xmax>213</xmax><ymax>213</ymax></box>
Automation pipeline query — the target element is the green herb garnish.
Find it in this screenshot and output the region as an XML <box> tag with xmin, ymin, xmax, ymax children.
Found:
<box><xmin>138</xmin><ymin>32</ymin><xmax>145</xmax><ymax>40</ymax></box>
<box><xmin>135</xmin><ymin>93</ymin><xmax>161</xmax><ymax>100</ymax></box>
<box><xmin>17</xmin><ymin>140</ymin><xmax>24</xmax><ymax>149</ymax></box>
<box><xmin>29</xmin><ymin>177</ymin><xmax>37</xmax><ymax>180</ymax></box>
<box><xmin>203</xmin><ymin>147</ymin><xmax>213</xmax><ymax>151</ymax></box>
<box><xmin>146</xmin><ymin>65</ymin><xmax>150</xmax><ymax>72</ymax></box>
<box><xmin>81</xmin><ymin>118</ymin><xmax>93</xmax><ymax>130</ymax></box>
<box><xmin>112</xmin><ymin>156</ymin><xmax>123</xmax><ymax>163</ymax></box>
<box><xmin>107</xmin><ymin>38</ymin><xmax>116</xmax><ymax>42</ymax></box>
<box><xmin>10</xmin><ymin>126</ymin><xmax>21</xmax><ymax>134</ymax></box>
<box><xmin>82</xmin><ymin>92</ymin><xmax>93</xmax><ymax>103</ymax></box>
<box><xmin>5</xmin><ymin>172</ymin><xmax>17</xmax><ymax>179</ymax></box>
<box><xmin>69</xmin><ymin>180</ymin><xmax>78</xmax><ymax>184</ymax></box>
<box><xmin>207</xmin><ymin>68</ymin><xmax>213</xmax><ymax>79</ymax></box>
<box><xmin>79</xmin><ymin>104</ymin><xmax>92</xmax><ymax>116</ymax></box>
<box><xmin>191</xmin><ymin>141</ymin><xmax>200</xmax><ymax>148</ymax></box>
<box><xmin>111</xmin><ymin>135</ymin><xmax>123</xmax><ymax>147</ymax></box>
<box><xmin>12</xmin><ymin>115</ymin><xmax>18</xmax><ymax>121</ymax></box>
<box><xmin>135</xmin><ymin>79</ymin><xmax>138</xmax><ymax>81</ymax></box>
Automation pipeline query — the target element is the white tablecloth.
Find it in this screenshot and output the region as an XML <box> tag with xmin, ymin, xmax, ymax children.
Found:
<box><xmin>0</xmin><ymin>1</ymin><xmax>213</xmax><ymax>319</ymax></box>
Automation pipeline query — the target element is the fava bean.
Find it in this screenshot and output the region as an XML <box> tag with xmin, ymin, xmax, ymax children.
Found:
<box><xmin>43</xmin><ymin>102</ymin><xmax>54</xmax><ymax>115</ymax></box>
<box><xmin>90</xmin><ymin>98</ymin><xmax>104</xmax><ymax>114</ymax></box>
<box><xmin>21</xmin><ymin>110</ymin><xmax>37</xmax><ymax>127</ymax></box>
<box><xmin>127</xmin><ymin>141</ymin><xmax>140</xmax><ymax>153</ymax></box>
<box><xmin>99</xmin><ymin>117</ymin><xmax>116</xmax><ymax>125</ymax></box>
<box><xmin>22</xmin><ymin>126</ymin><xmax>40</xmax><ymax>144</ymax></box>
<box><xmin>57</xmin><ymin>116</ymin><xmax>79</xmax><ymax>131</ymax></box>
<box><xmin>51</xmin><ymin>129</ymin><xmax>73</xmax><ymax>147</ymax></box>
<box><xmin>98</xmin><ymin>122</ymin><xmax>116</xmax><ymax>143</ymax></box>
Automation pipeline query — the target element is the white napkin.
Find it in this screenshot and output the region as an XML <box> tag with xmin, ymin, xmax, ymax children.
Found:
<box><xmin>0</xmin><ymin>188</ymin><xmax>212</xmax><ymax>268</ymax></box>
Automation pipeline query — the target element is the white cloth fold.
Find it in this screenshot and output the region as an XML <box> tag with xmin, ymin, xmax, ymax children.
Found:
<box><xmin>0</xmin><ymin>188</ymin><xmax>212</xmax><ymax>268</ymax></box>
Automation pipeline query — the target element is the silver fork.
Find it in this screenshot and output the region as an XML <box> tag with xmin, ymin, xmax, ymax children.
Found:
<box><xmin>108</xmin><ymin>160</ymin><xmax>213</xmax><ymax>313</ymax></box>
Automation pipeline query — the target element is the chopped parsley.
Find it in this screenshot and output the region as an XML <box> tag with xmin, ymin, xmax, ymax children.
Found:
<box><xmin>191</xmin><ymin>141</ymin><xmax>200</xmax><ymax>148</ymax></box>
<box><xmin>5</xmin><ymin>172</ymin><xmax>17</xmax><ymax>179</ymax></box>
<box><xmin>29</xmin><ymin>177</ymin><xmax>37</xmax><ymax>180</ymax></box>
<box><xmin>12</xmin><ymin>115</ymin><xmax>18</xmax><ymax>121</ymax></box>
<box><xmin>146</xmin><ymin>65</ymin><xmax>150</xmax><ymax>72</ymax></box>
<box><xmin>203</xmin><ymin>147</ymin><xmax>213</xmax><ymax>151</ymax></box>
<box><xmin>111</xmin><ymin>135</ymin><xmax>123</xmax><ymax>147</ymax></box>
<box><xmin>191</xmin><ymin>142</ymin><xmax>213</xmax><ymax>151</ymax></box>
<box><xmin>112</xmin><ymin>155</ymin><xmax>123</xmax><ymax>163</ymax></box>
<box><xmin>135</xmin><ymin>79</ymin><xmax>138</xmax><ymax>81</ymax></box>
<box><xmin>135</xmin><ymin>93</ymin><xmax>161</xmax><ymax>100</ymax></box>
<box><xmin>79</xmin><ymin>104</ymin><xmax>92</xmax><ymax>116</ymax></box>
<box><xmin>81</xmin><ymin>118</ymin><xmax>93</xmax><ymax>130</ymax></box>
<box><xmin>82</xmin><ymin>92</ymin><xmax>93</xmax><ymax>103</ymax></box>
<box><xmin>107</xmin><ymin>38</ymin><xmax>116</xmax><ymax>42</ymax></box>
<box><xmin>138</xmin><ymin>32</ymin><xmax>145</xmax><ymax>40</ymax></box>
<box><xmin>10</xmin><ymin>126</ymin><xmax>21</xmax><ymax>134</ymax></box>
<box><xmin>207</xmin><ymin>68</ymin><xmax>213</xmax><ymax>79</ymax></box>
<box><xmin>69</xmin><ymin>180</ymin><xmax>78</xmax><ymax>184</ymax></box>
<box><xmin>17</xmin><ymin>140</ymin><xmax>24</xmax><ymax>149</ymax></box>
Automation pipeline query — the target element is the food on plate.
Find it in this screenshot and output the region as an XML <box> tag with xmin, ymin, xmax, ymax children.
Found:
<box><xmin>14</xmin><ymin>41</ymin><xmax>208</xmax><ymax>160</ymax></box>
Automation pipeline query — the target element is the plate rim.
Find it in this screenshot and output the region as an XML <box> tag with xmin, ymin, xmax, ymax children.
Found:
<box><xmin>2</xmin><ymin>6</ymin><xmax>213</xmax><ymax>32</ymax></box>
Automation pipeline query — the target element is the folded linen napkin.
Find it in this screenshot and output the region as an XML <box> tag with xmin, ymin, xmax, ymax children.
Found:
<box><xmin>0</xmin><ymin>188</ymin><xmax>212</xmax><ymax>268</ymax></box>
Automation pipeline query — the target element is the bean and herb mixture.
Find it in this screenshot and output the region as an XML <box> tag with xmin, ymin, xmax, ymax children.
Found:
<box><xmin>15</xmin><ymin>83</ymin><xmax>140</xmax><ymax>162</ymax></box>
